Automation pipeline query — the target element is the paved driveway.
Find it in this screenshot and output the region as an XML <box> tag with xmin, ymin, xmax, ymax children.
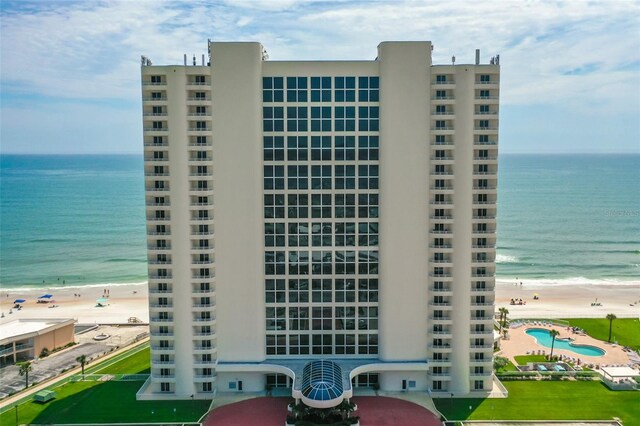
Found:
<box><xmin>0</xmin><ymin>342</ymin><xmax>108</xmax><ymax>399</ymax></box>
<box><xmin>203</xmin><ymin>396</ymin><xmax>442</xmax><ymax>426</ymax></box>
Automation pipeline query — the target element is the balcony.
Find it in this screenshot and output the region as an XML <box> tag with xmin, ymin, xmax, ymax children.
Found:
<box><xmin>144</xmin><ymin>127</ymin><xmax>169</xmax><ymax>132</ymax></box>
<box><xmin>475</xmin><ymin>79</ymin><xmax>499</xmax><ymax>85</ymax></box>
<box><xmin>428</xmin><ymin>272</ymin><xmax>452</xmax><ymax>278</ymax></box>
<box><xmin>149</xmin><ymin>274</ymin><xmax>173</xmax><ymax>280</ymax></box>
<box><xmin>428</xmin><ymin>343</ymin><xmax>452</xmax><ymax>349</ymax></box>
<box><xmin>429</xmin><ymin>316</ymin><xmax>452</xmax><ymax>322</ymax></box>
<box><xmin>150</xmin><ymin>317</ymin><xmax>173</xmax><ymax>322</ymax></box>
<box><xmin>147</xmin><ymin>216</ymin><xmax>170</xmax><ymax>222</ymax></box>
<box><xmin>148</xmin><ymin>245</ymin><xmax>171</xmax><ymax>251</ymax></box>
<box><xmin>470</xmin><ymin>372</ymin><xmax>492</xmax><ymax>377</ymax></box>
<box><xmin>469</xmin><ymin>344</ymin><xmax>493</xmax><ymax>349</ymax></box>
<box><xmin>150</xmin><ymin>346</ymin><xmax>175</xmax><ymax>351</ymax></box>
<box><xmin>430</xmin><ymin>287</ymin><xmax>452</xmax><ymax>293</ymax></box>
<box><xmin>193</xmin><ymin>331</ymin><xmax>216</xmax><ymax>337</ymax></box>
<box><xmin>149</xmin><ymin>289</ymin><xmax>172</xmax><ymax>294</ymax></box>
<box><xmin>142</xmin><ymin>96</ymin><xmax>167</xmax><ymax>102</ymax></box>
<box><xmin>474</xmin><ymin>140</ymin><xmax>497</xmax><ymax>145</ymax></box>
<box><xmin>193</xmin><ymin>317</ymin><xmax>216</xmax><ymax>323</ymax></box>
<box><xmin>471</xmin><ymin>287</ymin><xmax>494</xmax><ymax>293</ymax></box>
<box><xmin>193</xmin><ymin>359</ymin><xmax>218</xmax><ymax>366</ymax></box>
<box><xmin>428</xmin><ymin>358</ymin><xmax>451</xmax><ymax>365</ymax></box>
<box><xmin>150</xmin><ymin>332</ymin><xmax>174</xmax><ymax>337</ymax></box>
<box><xmin>188</xmin><ymin>127</ymin><xmax>211</xmax><ymax>132</ymax></box>
<box><xmin>474</xmin><ymin>126</ymin><xmax>498</xmax><ymax>131</ymax></box>
<box><xmin>192</xmin><ymin>288</ymin><xmax>215</xmax><ymax>295</ymax></box>
<box><xmin>149</xmin><ymin>303</ymin><xmax>174</xmax><ymax>309</ymax></box>
<box><xmin>151</xmin><ymin>359</ymin><xmax>175</xmax><ymax>366</ymax></box>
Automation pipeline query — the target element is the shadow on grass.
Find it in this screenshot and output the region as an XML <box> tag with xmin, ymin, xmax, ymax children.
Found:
<box><xmin>31</xmin><ymin>381</ymin><xmax>209</xmax><ymax>424</ymax></box>
<box><xmin>434</xmin><ymin>397</ymin><xmax>485</xmax><ymax>421</ymax></box>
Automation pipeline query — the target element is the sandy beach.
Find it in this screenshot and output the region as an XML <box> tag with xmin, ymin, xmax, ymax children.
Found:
<box><xmin>1</xmin><ymin>278</ymin><xmax>638</xmax><ymax>325</ymax></box>
<box><xmin>0</xmin><ymin>283</ymin><xmax>149</xmax><ymax>325</ymax></box>
<box><xmin>495</xmin><ymin>279</ymin><xmax>640</xmax><ymax>319</ymax></box>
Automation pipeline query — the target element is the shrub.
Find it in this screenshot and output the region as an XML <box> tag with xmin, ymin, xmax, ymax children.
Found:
<box><xmin>40</xmin><ymin>348</ymin><xmax>50</xmax><ymax>358</ymax></box>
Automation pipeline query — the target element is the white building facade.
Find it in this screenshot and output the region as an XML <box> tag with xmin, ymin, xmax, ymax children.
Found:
<box><xmin>138</xmin><ymin>41</ymin><xmax>499</xmax><ymax>402</ymax></box>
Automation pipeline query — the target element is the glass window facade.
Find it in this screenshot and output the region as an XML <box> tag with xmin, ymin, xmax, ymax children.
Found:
<box><xmin>262</xmin><ymin>75</ymin><xmax>380</xmax><ymax>357</ymax></box>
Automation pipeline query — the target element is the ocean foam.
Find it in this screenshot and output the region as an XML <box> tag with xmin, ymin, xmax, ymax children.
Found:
<box><xmin>497</xmin><ymin>276</ymin><xmax>640</xmax><ymax>288</ymax></box>
<box><xmin>0</xmin><ymin>281</ymin><xmax>148</xmax><ymax>294</ymax></box>
<box><xmin>496</xmin><ymin>253</ymin><xmax>519</xmax><ymax>263</ymax></box>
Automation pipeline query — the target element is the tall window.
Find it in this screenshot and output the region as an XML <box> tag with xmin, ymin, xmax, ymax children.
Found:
<box><xmin>287</xmin><ymin>106</ymin><xmax>308</xmax><ymax>131</ymax></box>
<box><xmin>287</xmin><ymin>136</ymin><xmax>308</xmax><ymax>161</ymax></box>
<box><xmin>311</xmin><ymin>107</ymin><xmax>332</xmax><ymax>131</ymax></box>
<box><xmin>334</xmin><ymin>76</ymin><xmax>356</xmax><ymax>102</ymax></box>
<box><xmin>358</xmin><ymin>76</ymin><xmax>379</xmax><ymax>102</ymax></box>
<box><xmin>358</xmin><ymin>106</ymin><xmax>379</xmax><ymax>131</ymax></box>
<box><xmin>311</xmin><ymin>77</ymin><xmax>331</xmax><ymax>102</ymax></box>
<box><xmin>287</xmin><ymin>77</ymin><xmax>308</xmax><ymax>102</ymax></box>
<box><xmin>335</xmin><ymin>107</ymin><xmax>356</xmax><ymax>131</ymax></box>
<box><xmin>263</xmin><ymin>77</ymin><xmax>284</xmax><ymax>102</ymax></box>
<box><xmin>263</xmin><ymin>107</ymin><xmax>284</xmax><ymax>132</ymax></box>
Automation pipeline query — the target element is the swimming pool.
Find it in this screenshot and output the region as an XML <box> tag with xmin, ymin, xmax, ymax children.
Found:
<box><xmin>525</xmin><ymin>328</ymin><xmax>605</xmax><ymax>357</ymax></box>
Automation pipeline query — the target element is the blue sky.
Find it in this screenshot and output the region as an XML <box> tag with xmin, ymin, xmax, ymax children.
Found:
<box><xmin>1</xmin><ymin>0</ymin><xmax>639</xmax><ymax>154</ymax></box>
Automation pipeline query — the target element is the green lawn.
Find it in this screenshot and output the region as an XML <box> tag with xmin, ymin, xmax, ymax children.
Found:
<box><xmin>435</xmin><ymin>381</ymin><xmax>639</xmax><ymax>424</ymax></box>
<box><xmin>0</xmin><ymin>344</ymin><xmax>209</xmax><ymax>425</ymax></box>
<box><xmin>93</xmin><ymin>346</ymin><xmax>150</xmax><ymax>374</ymax></box>
<box><xmin>1</xmin><ymin>381</ymin><xmax>209</xmax><ymax>425</ymax></box>
<box><xmin>513</xmin><ymin>354</ymin><xmax>546</xmax><ymax>365</ymax></box>
<box><xmin>495</xmin><ymin>359</ymin><xmax>518</xmax><ymax>372</ymax></box>
<box><xmin>567</xmin><ymin>318</ymin><xmax>640</xmax><ymax>351</ymax></box>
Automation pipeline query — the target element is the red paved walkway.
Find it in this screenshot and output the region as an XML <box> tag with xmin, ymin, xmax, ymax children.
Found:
<box><xmin>203</xmin><ymin>396</ymin><xmax>441</xmax><ymax>426</ymax></box>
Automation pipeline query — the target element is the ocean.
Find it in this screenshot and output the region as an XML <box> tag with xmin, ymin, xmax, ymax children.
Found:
<box><xmin>0</xmin><ymin>154</ymin><xmax>638</xmax><ymax>290</ymax></box>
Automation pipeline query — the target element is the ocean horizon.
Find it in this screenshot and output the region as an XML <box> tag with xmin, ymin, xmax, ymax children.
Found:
<box><xmin>1</xmin><ymin>153</ymin><xmax>638</xmax><ymax>291</ymax></box>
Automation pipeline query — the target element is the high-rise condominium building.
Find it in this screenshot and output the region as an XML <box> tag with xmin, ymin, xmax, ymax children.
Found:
<box><xmin>138</xmin><ymin>41</ymin><xmax>499</xmax><ymax>404</ymax></box>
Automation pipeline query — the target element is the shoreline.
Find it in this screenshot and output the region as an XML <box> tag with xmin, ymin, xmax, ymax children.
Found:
<box><xmin>0</xmin><ymin>282</ymin><xmax>149</xmax><ymax>325</ymax></box>
<box><xmin>1</xmin><ymin>278</ymin><xmax>638</xmax><ymax>325</ymax></box>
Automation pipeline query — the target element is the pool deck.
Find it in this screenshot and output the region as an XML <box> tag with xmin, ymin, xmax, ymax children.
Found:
<box><xmin>500</xmin><ymin>323</ymin><xmax>633</xmax><ymax>368</ymax></box>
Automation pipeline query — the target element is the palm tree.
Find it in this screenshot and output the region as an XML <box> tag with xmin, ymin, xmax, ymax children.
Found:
<box><xmin>17</xmin><ymin>361</ymin><xmax>32</xmax><ymax>389</ymax></box>
<box><xmin>76</xmin><ymin>355</ymin><xmax>87</xmax><ymax>378</ymax></box>
<box><xmin>498</xmin><ymin>307</ymin><xmax>509</xmax><ymax>333</ymax></box>
<box><xmin>606</xmin><ymin>313</ymin><xmax>617</xmax><ymax>343</ymax></box>
<box><xmin>549</xmin><ymin>329</ymin><xmax>560</xmax><ymax>360</ymax></box>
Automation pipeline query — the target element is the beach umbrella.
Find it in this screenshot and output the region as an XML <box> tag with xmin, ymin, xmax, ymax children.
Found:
<box><xmin>96</xmin><ymin>297</ymin><xmax>108</xmax><ymax>304</ymax></box>
<box><xmin>14</xmin><ymin>299</ymin><xmax>26</xmax><ymax>304</ymax></box>
<box><xmin>38</xmin><ymin>294</ymin><xmax>53</xmax><ymax>299</ymax></box>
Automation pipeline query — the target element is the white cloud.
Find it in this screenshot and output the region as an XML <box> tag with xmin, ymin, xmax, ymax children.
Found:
<box><xmin>0</xmin><ymin>0</ymin><xmax>638</xmax><ymax>153</ymax></box>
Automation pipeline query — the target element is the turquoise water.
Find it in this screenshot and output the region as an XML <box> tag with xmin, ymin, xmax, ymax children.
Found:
<box><xmin>526</xmin><ymin>328</ymin><xmax>605</xmax><ymax>356</ymax></box>
<box><xmin>0</xmin><ymin>154</ymin><xmax>638</xmax><ymax>289</ymax></box>
<box><xmin>497</xmin><ymin>154</ymin><xmax>640</xmax><ymax>281</ymax></box>
<box><xmin>0</xmin><ymin>155</ymin><xmax>146</xmax><ymax>288</ymax></box>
